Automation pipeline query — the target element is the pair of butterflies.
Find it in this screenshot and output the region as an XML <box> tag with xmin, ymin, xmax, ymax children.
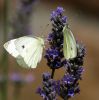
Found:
<box><xmin>3</xmin><ymin>26</ymin><xmax>77</xmax><ymax>68</ymax></box>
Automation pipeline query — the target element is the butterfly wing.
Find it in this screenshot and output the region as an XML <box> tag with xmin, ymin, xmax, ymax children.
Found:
<box><xmin>16</xmin><ymin>55</ymin><xmax>28</xmax><ymax>68</ymax></box>
<box><xmin>68</xmin><ymin>29</ymin><xmax>77</xmax><ymax>58</ymax></box>
<box><xmin>27</xmin><ymin>46</ymin><xmax>43</xmax><ymax>68</ymax></box>
<box><xmin>14</xmin><ymin>36</ymin><xmax>44</xmax><ymax>68</ymax></box>
<box><xmin>63</xmin><ymin>26</ymin><xmax>77</xmax><ymax>59</ymax></box>
<box><xmin>3</xmin><ymin>39</ymin><xmax>19</xmax><ymax>57</ymax></box>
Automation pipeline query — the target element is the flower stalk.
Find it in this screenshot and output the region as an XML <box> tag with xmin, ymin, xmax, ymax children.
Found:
<box><xmin>51</xmin><ymin>69</ymin><xmax>55</xmax><ymax>79</ymax></box>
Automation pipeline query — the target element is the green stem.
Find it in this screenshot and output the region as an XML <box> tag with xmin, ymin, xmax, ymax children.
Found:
<box><xmin>0</xmin><ymin>0</ymin><xmax>9</xmax><ymax>100</ymax></box>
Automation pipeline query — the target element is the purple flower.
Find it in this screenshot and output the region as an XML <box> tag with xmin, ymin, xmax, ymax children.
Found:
<box><xmin>25</xmin><ymin>74</ymin><xmax>35</xmax><ymax>83</ymax></box>
<box><xmin>62</xmin><ymin>16</ymin><xmax>67</xmax><ymax>23</ymax></box>
<box><xmin>10</xmin><ymin>73</ymin><xmax>23</xmax><ymax>82</ymax></box>
<box><xmin>45</xmin><ymin>48</ymin><xmax>59</xmax><ymax>59</ymax></box>
<box><xmin>77</xmin><ymin>67</ymin><xmax>84</xmax><ymax>75</ymax></box>
<box><xmin>36</xmin><ymin>87</ymin><xmax>43</xmax><ymax>94</ymax></box>
<box><xmin>42</xmin><ymin>72</ymin><xmax>51</xmax><ymax>81</ymax></box>
<box><xmin>68</xmin><ymin>88</ymin><xmax>74</xmax><ymax>97</ymax></box>
<box><xmin>45</xmin><ymin>7</ymin><xmax>67</xmax><ymax>69</ymax></box>
<box><xmin>45</xmin><ymin>48</ymin><xmax>62</xmax><ymax>68</ymax></box>
<box><xmin>53</xmin><ymin>43</ymin><xmax>85</xmax><ymax>99</ymax></box>
<box><xmin>47</xmin><ymin>33</ymin><xmax>54</xmax><ymax>42</ymax></box>
<box><xmin>37</xmin><ymin>73</ymin><xmax>57</xmax><ymax>100</ymax></box>
<box><xmin>56</xmin><ymin>7</ymin><xmax>64</xmax><ymax>14</ymax></box>
<box><xmin>51</xmin><ymin>11</ymin><xmax>58</xmax><ymax>20</ymax></box>
<box><xmin>36</xmin><ymin>87</ymin><xmax>47</xmax><ymax>99</ymax></box>
<box><xmin>62</xmin><ymin>74</ymin><xmax>75</xmax><ymax>84</ymax></box>
<box><xmin>51</xmin><ymin>7</ymin><xmax>64</xmax><ymax>19</ymax></box>
<box><xmin>50</xmin><ymin>7</ymin><xmax>66</xmax><ymax>22</ymax></box>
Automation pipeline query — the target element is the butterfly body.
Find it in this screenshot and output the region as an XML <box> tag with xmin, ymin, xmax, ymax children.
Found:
<box><xmin>4</xmin><ymin>36</ymin><xmax>44</xmax><ymax>68</ymax></box>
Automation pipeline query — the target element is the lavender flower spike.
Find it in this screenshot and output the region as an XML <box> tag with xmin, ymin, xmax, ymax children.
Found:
<box><xmin>45</xmin><ymin>7</ymin><xmax>67</xmax><ymax>70</ymax></box>
<box><xmin>56</xmin><ymin>7</ymin><xmax>64</xmax><ymax>14</ymax></box>
<box><xmin>37</xmin><ymin>73</ymin><xmax>57</xmax><ymax>100</ymax></box>
<box><xmin>12</xmin><ymin>0</ymin><xmax>35</xmax><ymax>37</ymax></box>
<box><xmin>38</xmin><ymin>7</ymin><xmax>86</xmax><ymax>100</ymax></box>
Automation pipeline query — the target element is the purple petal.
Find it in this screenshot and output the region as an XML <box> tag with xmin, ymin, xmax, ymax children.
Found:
<box><xmin>56</xmin><ymin>7</ymin><xmax>64</xmax><ymax>14</ymax></box>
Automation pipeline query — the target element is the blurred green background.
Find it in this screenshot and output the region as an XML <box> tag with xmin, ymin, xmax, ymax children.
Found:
<box><xmin>0</xmin><ymin>0</ymin><xmax>99</xmax><ymax>100</ymax></box>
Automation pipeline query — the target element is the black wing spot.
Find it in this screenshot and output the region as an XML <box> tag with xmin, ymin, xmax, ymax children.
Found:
<box><xmin>22</xmin><ymin>45</ymin><xmax>25</xmax><ymax>49</ymax></box>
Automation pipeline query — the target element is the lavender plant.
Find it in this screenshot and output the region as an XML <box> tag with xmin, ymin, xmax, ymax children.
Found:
<box><xmin>12</xmin><ymin>0</ymin><xmax>35</xmax><ymax>38</ymax></box>
<box><xmin>37</xmin><ymin>7</ymin><xmax>86</xmax><ymax>100</ymax></box>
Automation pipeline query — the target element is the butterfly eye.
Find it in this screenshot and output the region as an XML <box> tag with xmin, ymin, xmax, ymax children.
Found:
<box><xmin>22</xmin><ymin>45</ymin><xmax>25</xmax><ymax>49</ymax></box>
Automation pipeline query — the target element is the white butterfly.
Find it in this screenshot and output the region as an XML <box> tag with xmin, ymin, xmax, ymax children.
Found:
<box><xmin>63</xmin><ymin>25</ymin><xmax>77</xmax><ymax>59</ymax></box>
<box><xmin>3</xmin><ymin>36</ymin><xmax>44</xmax><ymax>68</ymax></box>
